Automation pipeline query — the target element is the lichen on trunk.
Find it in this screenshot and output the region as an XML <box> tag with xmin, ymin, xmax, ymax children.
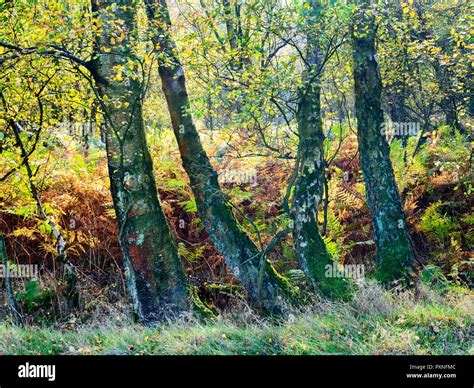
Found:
<box><xmin>290</xmin><ymin>0</ymin><xmax>353</xmax><ymax>300</ymax></box>
<box><xmin>351</xmin><ymin>3</ymin><xmax>414</xmax><ymax>284</ymax></box>
<box><xmin>144</xmin><ymin>0</ymin><xmax>297</xmax><ymax>314</ymax></box>
<box><xmin>90</xmin><ymin>0</ymin><xmax>190</xmax><ymax>323</ymax></box>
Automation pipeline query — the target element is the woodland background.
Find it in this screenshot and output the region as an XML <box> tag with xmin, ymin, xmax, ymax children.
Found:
<box><xmin>0</xmin><ymin>0</ymin><xmax>472</xmax><ymax>355</ymax></box>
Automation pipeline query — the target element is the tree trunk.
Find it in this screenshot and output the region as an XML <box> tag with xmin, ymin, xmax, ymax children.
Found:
<box><xmin>144</xmin><ymin>0</ymin><xmax>295</xmax><ymax>313</ymax></box>
<box><xmin>90</xmin><ymin>0</ymin><xmax>190</xmax><ymax>323</ymax></box>
<box><xmin>0</xmin><ymin>234</ymin><xmax>23</xmax><ymax>326</ymax></box>
<box><xmin>351</xmin><ymin>4</ymin><xmax>414</xmax><ymax>283</ymax></box>
<box><xmin>290</xmin><ymin>0</ymin><xmax>352</xmax><ymax>299</ymax></box>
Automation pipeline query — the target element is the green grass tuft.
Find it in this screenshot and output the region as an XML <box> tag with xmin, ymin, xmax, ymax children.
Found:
<box><xmin>0</xmin><ymin>282</ymin><xmax>471</xmax><ymax>355</ymax></box>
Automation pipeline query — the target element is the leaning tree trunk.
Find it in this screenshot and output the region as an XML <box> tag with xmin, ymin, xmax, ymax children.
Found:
<box><xmin>290</xmin><ymin>0</ymin><xmax>352</xmax><ymax>299</ymax></box>
<box><xmin>144</xmin><ymin>0</ymin><xmax>295</xmax><ymax>313</ymax></box>
<box><xmin>90</xmin><ymin>0</ymin><xmax>190</xmax><ymax>323</ymax></box>
<box><xmin>351</xmin><ymin>3</ymin><xmax>414</xmax><ymax>283</ymax></box>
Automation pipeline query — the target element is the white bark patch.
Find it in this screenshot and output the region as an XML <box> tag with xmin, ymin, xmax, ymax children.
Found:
<box><xmin>314</xmin><ymin>149</ymin><xmax>321</xmax><ymax>168</ymax></box>
<box><xmin>233</xmin><ymin>266</ymin><xmax>240</xmax><ymax>278</ymax></box>
<box><xmin>305</xmin><ymin>160</ymin><xmax>316</xmax><ymax>175</ymax></box>
<box><xmin>133</xmin><ymin>199</ymin><xmax>148</xmax><ymax>215</ymax></box>
<box><xmin>136</xmin><ymin>233</ymin><xmax>145</xmax><ymax>246</ymax></box>
<box><xmin>175</xmin><ymin>67</ymin><xmax>185</xmax><ymax>78</ymax></box>
<box><xmin>123</xmin><ymin>172</ymin><xmax>138</xmax><ymax>191</ymax></box>
<box><xmin>298</xmin><ymin>211</ymin><xmax>309</xmax><ymax>224</ymax></box>
<box><xmin>117</xmin><ymin>190</ymin><xmax>128</xmax><ymax>214</ymax></box>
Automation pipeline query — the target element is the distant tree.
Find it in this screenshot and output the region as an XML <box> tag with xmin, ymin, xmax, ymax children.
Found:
<box><xmin>0</xmin><ymin>85</ymin><xmax>79</xmax><ymax>307</ymax></box>
<box><xmin>410</xmin><ymin>1</ymin><xmax>469</xmax><ymax>133</ymax></box>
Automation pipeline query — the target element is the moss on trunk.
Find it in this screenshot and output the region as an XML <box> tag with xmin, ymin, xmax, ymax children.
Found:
<box><xmin>91</xmin><ymin>0</ymin><xmax>190</xmax><ymax>323</ymax></box>
<box><xmin>290</xmin><ymin>0</ymin><xmax>353</xmax><ymax>300</ymax></box>
<box><xmin>144</xmin><ymin>0</ymin><xmax>297</xmax><ymax>314</ymax></box>
<box><xmin>351</xmin><ymin>4</ymin><xmax>414</xmax><ymax>284</ymax></box>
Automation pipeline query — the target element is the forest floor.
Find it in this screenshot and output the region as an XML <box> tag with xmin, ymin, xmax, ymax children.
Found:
<box><xmin>0</xmin><ymin>282</ymin><xmax>471</xmax><ymax>355</ymax></box>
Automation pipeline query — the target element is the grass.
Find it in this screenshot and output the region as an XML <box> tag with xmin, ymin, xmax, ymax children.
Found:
<box><xmin>0</xmin><ymin>281</ymin><xmax>472</xmax><ymax>355</ymax></box>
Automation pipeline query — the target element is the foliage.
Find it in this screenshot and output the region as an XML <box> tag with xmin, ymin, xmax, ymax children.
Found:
<box><xmin>16</xmin><ymin>280</ymin><xmax>54</xmax><ymax>312</ymax></box>
<box><xmin>0</xmin><ymin>0</ymin><xmax>471</xmax><ymax>352</ymax></box>
<box><xmin>420</xmin><ymin>201</ymin><xmax>458</xmax><ymax>241</ymax></box>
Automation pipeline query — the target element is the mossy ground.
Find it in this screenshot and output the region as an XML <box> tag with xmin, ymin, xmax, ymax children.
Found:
<box><xmin>1</xmin><ymin>282</ymin><xmax>471</xmax><ymax>355</ymax></box>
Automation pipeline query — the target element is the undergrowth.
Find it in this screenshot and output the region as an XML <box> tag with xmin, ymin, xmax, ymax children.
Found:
<box><xmin>0</xmin><ymin>282</ymin><xmax>471</xmax><ymax>355</ymax></box>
